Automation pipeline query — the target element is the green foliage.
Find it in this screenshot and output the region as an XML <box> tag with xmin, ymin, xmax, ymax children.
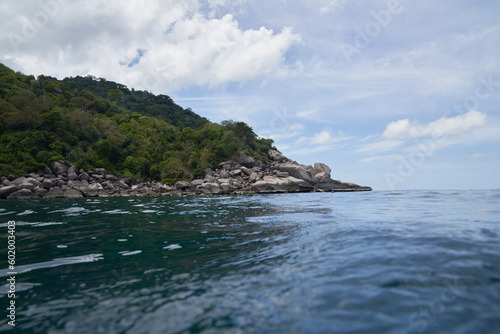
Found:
<box><xmin>0</xmin><ymin>64</ymin><xmax>277</xmax><ymax>181</ymax></box>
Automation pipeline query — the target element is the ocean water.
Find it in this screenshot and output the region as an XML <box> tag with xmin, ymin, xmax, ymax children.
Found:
<box><xmin>0</xmin><ymin>190</ymin><xmax>499</xmax><ymax>333</ymax></box>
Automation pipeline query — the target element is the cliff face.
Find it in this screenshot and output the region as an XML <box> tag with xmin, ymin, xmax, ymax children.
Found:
<box><xmin>0</xmin><ymin>150</ymin><xmax>371</xmax><ymax>199</ymax></box>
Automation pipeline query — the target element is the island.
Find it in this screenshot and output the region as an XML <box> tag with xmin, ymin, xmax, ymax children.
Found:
<box><xmin>0</xmin><ymin>63</ymin><xmax>370</xmax><ymax>199</ymax></box>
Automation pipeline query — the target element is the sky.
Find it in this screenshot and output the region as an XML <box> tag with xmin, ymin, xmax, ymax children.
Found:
<box><xmin>1</xmin><ymin>0</ymin><xmax>499</xmax><ymax>190</ymax></box>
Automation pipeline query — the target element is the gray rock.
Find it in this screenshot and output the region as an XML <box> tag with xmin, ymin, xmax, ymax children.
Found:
<box><xmin>118</xmin><ymin>181</ymin><xmax>130</xmax><ymax>189</ymax></box>
<box><xmin>174</xmin><ymin>180</ymin><xmax>190</xmax><ymax>190</ymax></box>
<box><xmin>7</xmin><ymin>189</ymin><xmax>35</xmax><ymax>199</ymax></box>
<box><xmin>220</xmin><ymin>171</ymin><xmax>230</xmax><ymax>179</ymax></box>
<box><xmin>11</xmin><ymin>177</ymin><xmax>25</xmax><ymax>186</ymax></box>
<box><xmin>238</xmin><ymin>154</ymin><xmax>256</xmax><ymax>168</ymax></box>
<box><xmin>67</xmin><ymin>166</ymin><xmax>77</xmax><ymax>175</ymax></box>
<box><xmin>2</xmin><ymin>179</ymin><xmax>11</xmax><ymax>186</ymax></box>
<box><xmin>276</xmin><ymin>171</ymin><xmax>289</xmax><ymax>178</ymax></box>
<box><xmin>45</xmin><ymin>187</ymin><xmax>66</xmax><ymax>199</ymax></box>
<box><xmin>94</xmin><ymin>168</ymin><xmax>106</xmax><ymax>175</ymax></box>
<box><xmin>43</xmin><ymin>166</ymin><xmax>53</xmax><ymax>175</ymax></box>
<box><xmin>65</xmin><ymin>189</ymin><xmax>83</xmax><ymax>198</ymax></box>
<box><xmin>34</xmin><ymin>188</ymin><xmax>48</xmax><ymax>198</ymax></box>
<box><xmin>205</xmin><ymin>168</ymin><xmax>214</xmax><ymax>176</ymax></box>
<box><xmin>51</xmin><ymin>161</ymin><xmax>68</xmax><ymax>176</ymax></box>
<box><xmin>217</xmin><ymin>178</ymin><xmax>231</xmax><ymax>184</ymax></box>
<box><xmin>313</xmin><ymin>163</ymin><xmax>331</xmax><ymax>178</ymax></box>
<box><xmin>79</xmin><ymin>172</ymin><xmax>90</xmax><ymax>181</ymax></box>
<box><xmin>278</xmin><ymin>164</ymin><xmax>316</xmax><ymax>184</ymax></box>
<box><xmin>88</xmin><ymin>183</ymin><xmax>103</xmax><ymax>191</ymax></box>
<box><xmin>249</xmin><ymin>172</ymin><xmax>258</xmax><ymax>183</ymax></box>
<box><xmin>81</xmin><ymin>180</ymin><xmax>90</xmax><ymax>188</ymax></box>
<box><xmin>26</xmin><ymin>177</ymin><xmax>43</xmax><ymax>188</ymax></box>
<box><xmin>202</xmin><ymin>183</ymin><xmax>222</xmax><ymax>194</ymax></box>
<box><xmin>67</xmin><ymin>180</ymin><xmax>82</xmax><ymax>189</ymax></box>
<box><xmin>19</xmin><ymin>180</ymin><xmax>37</xmax><ymax>191</ymax></box>
<box><xmin>240</xmin><ymin>166</ymin><xmax>252</xmax><ymax>176</ymax></box>
<box><xmin>67</xmin><ymin>172</ymin><xmax>79</xmax><ymax>181</ymax></box>
<box><xmin>82</xmin><ymin>188</ymin><xmax>99</xmax><ymax>197</ymax></box>
<box><xmin>191</xmin><ymin>179</ymin><xmax>205</xmax><ymax>187</ymax></box>
<box><xmin>251</xmin><ymin>176</ymin><xmax>313</xmax><ymax>193</ymax></box>
<box><xmin>268</xmin><ymin>150</ymin><xmax>285</xmax><ymax>163</ymax></box>
<box><xmin>221</xmin><ymin>183</ymin><xmax>237</xmax><ymax>193</ymax></box>
<box><xmin>105</xmin><ymin>174</ymin><xmax>117</xmax><ymax>181</ymax></box>
<box><xmin>0</xmin><ymin>186</ymin><xmax>20</xmax><ymax>199</ymax></box>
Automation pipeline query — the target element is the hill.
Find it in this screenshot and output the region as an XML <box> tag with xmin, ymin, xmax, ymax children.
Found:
<box><xmin>0</xmin><ymin>63</ymin><xmax>276</xmax><ymax>183</ymax></box>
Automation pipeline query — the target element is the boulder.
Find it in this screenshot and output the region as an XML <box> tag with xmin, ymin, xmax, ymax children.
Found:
<box><xmin>118</xmin><ymin>180</ymin><xmax>130</xmax><ymax>189</ymax></box>
<box><xmin>19</xmin><ymin>180</ymin><xmax>37</xmax><ymax>191</ymax></box>
<box><xmin>11</xmin><ymin>177</ymin><xmax>25</xmax><ymax>186</ymax></box>
<box><xmin>51</xmin><ymin>161</ymin><xmax>68</xmax><ymax>176</ymax></box>
<box><xmin>190</xmin><ymin>179</ymin><xmax>205</xmax><ymax>187</ymax></box>
<box><xmin>105</xmin><ymin>174</ymin><xmax>117</xmax><ymax>181</ymax></box>
<box><xmin>221</xmin><ymin>183</ymin><xmax>237</xmax><ymax>193</ymax></box>
<box><xmin>201</xmin><ymin>183</ymin><xmax>222</xmax><ymax>194</ymax></box>
<box><xmin>7</xmin><ymin>189</ymin><xmax>35</xmax><ymax>199</ymax></box>
<box><xmin>217</xmin><ymin>178</ymin><xmax>231</xmax><ymax>184</ymax></box>
<box><xmin>278</xmin><ymin>164</ymin><xmax>316</xmax><ymax>184</ymax></box>
<box><xmin>238</xmin><ymin>154</ymin><xmax>256</xmax><ymax>168</ymax></box>
<box><xmin>0</xmin><ymin>186</ymin><xmax>20</xmax><ymax>199</ymax></box>
<box><xmin>45</xmin><ymin>187</ymin><xmax>66</xmax><ymax>199</ymax></box>
<box><xmin>43</xmin><ymin>166</ymin><xmax>53</xmax><ymax>175</ymax></box>
<box><xmin>313</xmin><ymin>163</ymin><xmax>331</xmax><ymax>178</ymax></box>
<box><xmin>88</xmin><ymin>183</ymin><xmax>104</xmax><ymax>191</ymax></box>
<box><xmin>67</xmin><ymin>172</ymin><xmax>79</xmax><ymax>181</ymax></box>
<box><xmin>67</xmin><ymin>165</ymin><xmax>77</xmax><ymax>175</ymax></box>
<box><xmin>240</xmin><ymin>166</ymin><xmax>252</xmax><ymax>176</ymax></box>
<box><xmin>249</xmin><ymin>172</ymin><xmax>258</xmax><ymax>183</ymax></box>
<box><xmin>65</xmin><ymin>189</ymin><xmax>83</xmax><ymax>198</ymax></box>
<box><xmin>174</xmin><ymin>180</ymin><xmax>190</xmax><ymax>190</ymax></box>
<box><xmin>94</xmin><ymin>168</ymin><xmax>106</xmax><ymax>176</ymax></box>
<box><xmin>268</xmin><ymin>150</ymin><xmax>285</xmax><ymax>163</ymax></box>
<box><xmin>81</xmin><ymin>188</ymin><xmax>99</xmax><ymax>197</ymax></box>
<box><xmin>34</xmin><ymin>188</ymin><xmax>48</xmax><ymax>198</ymax></box>
<box><xmin>79</xmin><ymin>172</ymin><xmax>90</xmax><ymax>181</ymax></box>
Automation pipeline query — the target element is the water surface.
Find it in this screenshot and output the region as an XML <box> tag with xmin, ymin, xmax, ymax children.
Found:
<box><xmin>1</xmin><ymin>190</ymin><xmax>499</xmax><ymax>333</ymax></box>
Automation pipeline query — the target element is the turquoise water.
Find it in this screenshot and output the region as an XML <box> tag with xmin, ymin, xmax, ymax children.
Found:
<box><xmin>1</xmin><ymin>190</ymin><xmax>499</xmax><ymax>333</ymax></box>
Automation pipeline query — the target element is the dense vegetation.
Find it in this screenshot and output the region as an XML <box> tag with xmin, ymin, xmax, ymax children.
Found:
<box><xmin>0</xmin><ymin>63</ymin><xmax>276</xmax><ymax>183</ymax></box>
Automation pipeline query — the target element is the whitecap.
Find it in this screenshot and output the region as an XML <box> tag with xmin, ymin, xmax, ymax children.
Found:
<box><xmin>57</xmin><ymin>245</ymin><xmax>68</xmax><ymax>249</ymax></box>
<box><xmin>117</xmin><ymin>239</ymin><xmax>128</xmax><ymax>242</ymax></box>
<box><xmin>17</xmin><ymin>210</ymin><xmax>35</xmax><ymax>216</ymax></box>
<box><xmin>119</xmin><ymin>250</ymin><xmax>142</xmax><ymax>256</ymax></box>
<box><xmin>163</xmin><ymin>244</ymin><xmax>182</xmax><ymax>251</ymax></box>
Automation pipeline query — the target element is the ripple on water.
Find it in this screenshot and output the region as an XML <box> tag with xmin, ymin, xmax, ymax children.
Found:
<box><xmin>163</xmin><ymin>244</ymin><xmax>182</xmax><ymax>250</ymax></box>
<box><xmin>119</xmin><ymin>250</ymin><xmax>142</xmax><ymax>256</ymax></box>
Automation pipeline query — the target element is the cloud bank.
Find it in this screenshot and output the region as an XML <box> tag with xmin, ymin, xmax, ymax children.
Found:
<box><xmin>1</xmin><ymin>0</ymin><xmax>301</xmax><ymax>92</ymax></box>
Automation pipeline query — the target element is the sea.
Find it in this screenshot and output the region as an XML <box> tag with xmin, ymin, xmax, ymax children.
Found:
<box><xmin>0</xmin><ymin>190</ymin><xmax>499</xmax><ymax>334</ymax></box>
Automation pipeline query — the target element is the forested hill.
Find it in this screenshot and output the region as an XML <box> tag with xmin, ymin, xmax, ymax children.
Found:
<box><xmin>0</xmin><ymin>63</ymin><xmax>276</xmax><ymax>183</ymax></box>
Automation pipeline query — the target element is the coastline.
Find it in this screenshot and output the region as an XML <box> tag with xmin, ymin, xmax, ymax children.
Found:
<box><xmin>0</xmin><ymin>150</ymin><xmax>371</xmax><ymax>199</ymax></box>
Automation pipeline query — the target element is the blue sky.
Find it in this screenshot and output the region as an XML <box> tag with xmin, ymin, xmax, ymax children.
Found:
<box><xmin>1</xmin><ymin>0</ymin><xmax>499</xmax><ymax>190</ymax></box>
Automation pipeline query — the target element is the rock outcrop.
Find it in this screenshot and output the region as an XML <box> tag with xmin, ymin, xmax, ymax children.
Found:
<box><xmin>0</xmin><ymin>157</ymin><xmax>371</xmax><ymax>199</ymax></box>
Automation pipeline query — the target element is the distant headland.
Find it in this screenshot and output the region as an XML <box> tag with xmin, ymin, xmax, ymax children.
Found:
<box><xmin>0</xmin><ymin>63</ymin><xmax>370</xmax><ymax>199</ymax></box>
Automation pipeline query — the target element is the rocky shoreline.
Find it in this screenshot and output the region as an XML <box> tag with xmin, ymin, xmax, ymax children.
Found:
<box><xmin>0</xmin><ymin>150</ymin><xmax>371</xmax><ymax>199</ymax></box>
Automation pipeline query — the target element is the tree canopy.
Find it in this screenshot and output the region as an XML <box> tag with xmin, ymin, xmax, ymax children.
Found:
<box><xmin>0</xmin><ymin>63</ymin><xmax>277</xmax><ymax>183</ymax></box>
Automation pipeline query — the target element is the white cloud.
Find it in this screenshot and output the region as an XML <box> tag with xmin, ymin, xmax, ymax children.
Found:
<box><xmin>309</xmin><ymin>130</ymin><xmax>352</xmax><ymax>145</ymax></box>
<box><xmin>0</xmin><ymin>0</ymin><xmax>300</xmax><ymax>93</ymax></box>
<box><xmin>382</xmin><ymin>110</ymin><xmax>487</xmax><ymax>139</ymax></box>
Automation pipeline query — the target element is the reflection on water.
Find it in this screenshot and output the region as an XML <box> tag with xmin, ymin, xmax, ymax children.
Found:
<box><xmin>0</xmin><ymin>191</ymin><xmax>499</xmax><ymax>333</ymax></box>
